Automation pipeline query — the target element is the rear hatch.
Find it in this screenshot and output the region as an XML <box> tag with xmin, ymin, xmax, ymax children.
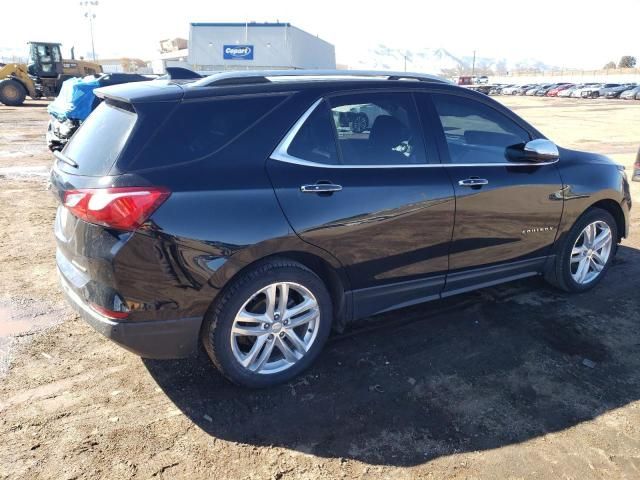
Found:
<box><xmin>51</xmin><ymin>81</ymin><xmax>184</xmax><ymax>310</ymax></box>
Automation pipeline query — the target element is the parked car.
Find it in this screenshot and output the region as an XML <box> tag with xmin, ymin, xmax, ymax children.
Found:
<box><xmin>514</xmin><ymin>84</ymin><xmax>537</xmax><ymax>95</ymax></box>
<box><xmin>535</xmin><ymin>83</ymin><xmax>570</xmax><ymax>96</ymax></box>
<box><xmin>547</xmin><ymin>84</ymin><xmax>574</xmax><ymax>97</ymax></box>
<box><xmin>620</xmin><ymin>86</ymin><xmax>640</xmax><ymax>99</ymax></box>
<box><xmin>489</xmin><ymin>84</ymin><xmax>513</xmax><ymax>95</ymax></box>
<box><xmin>501</xmin><ymin>84</ymin><xmax>523</xmax><ymax>95</ymax></box>
<box><xmin>333</xmin><ymin>103</ymin><xmax>386</xmax><ymax>133</ymax></box>
<box><xmin>50</xmin><ymin>69</ymin><xmax>631</xmax><ymax>388</ymax></box>
<box><xmin>47</xmin><ymin>73</ymin><xmax>153</xmax><ymax>151</ymax></box>
<box><xmin>603</xmin><ymin>84</ymin><xmax>637</xmax><ymax>99</ymax></box>
<box><xmin>558</xmin><ymin>84</ymin><xmax>584</xmax><ymax>97</ymax></box>
<box><xmin>580</xmin><ymin>83</ymin><xmax>620</xmax><ymax>99</ymax></box>
<box><xmin>534</xmin><ymin>85</ymin><xmax>552</xmax><ymax>96</ymax></box>
<box><xmin>570</xmin><ymin>83</ymin><xmax>600</xmax><ymax>98</ymax></box>
<box><xmin>525</xmin><ymin>84</ymin><xmax>547</xmax><ymax>95</ymax></box>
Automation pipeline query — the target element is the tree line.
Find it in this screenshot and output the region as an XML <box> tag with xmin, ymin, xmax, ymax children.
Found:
<box><xmin>603</xmin><ymin>56</ymin><xmax>637</xmax><ymax>69</ymax></box>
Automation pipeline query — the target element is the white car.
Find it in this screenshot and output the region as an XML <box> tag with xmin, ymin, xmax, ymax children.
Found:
<box><xmin>332</xmin><ymin>103</ymin><xmax>388</xmax><ymax>134</ymax></box>
<box><xmin>570</xmin><ymin>83</ymin><xmax>601</xmax><ymax>98</ymax></box>
<box><xmin>558</xmin><ymin>85</ymin><xmax>583</xmax><ymax>97</ymax></box>
<box><xmin>501</xmin><ymin>85</ymin><xmax>522</xmax><ymax>95</ymax></box>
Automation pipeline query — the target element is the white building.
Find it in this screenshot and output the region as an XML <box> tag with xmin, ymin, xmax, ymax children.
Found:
<box><xmin>187</xmin><ymin>22</ymin><xmax>335</xmax><ymax>73</ymax></box>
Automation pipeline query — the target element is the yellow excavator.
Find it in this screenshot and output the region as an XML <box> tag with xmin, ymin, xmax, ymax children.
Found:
<box><xmin>0</xmin><ymin>41</ymin><xmax>102</xmax><ymax>106</ymax></box>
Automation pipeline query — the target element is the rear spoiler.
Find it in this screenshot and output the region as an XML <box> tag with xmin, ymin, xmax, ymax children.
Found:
<box><xmin>163</xmin><ymin>67</ymin><xmax>202</xmax><ymax>80</ymax></box>
<box><xmin>94</xmin><ymin>81</ymin><xmax>184</xmax><ymax>104</ymax></box>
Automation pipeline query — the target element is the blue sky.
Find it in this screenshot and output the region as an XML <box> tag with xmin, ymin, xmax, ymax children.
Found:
<box><xmin>2</xmin><ymin>0</ymin><xmax>639</xmax><ymax>68</ymax></box>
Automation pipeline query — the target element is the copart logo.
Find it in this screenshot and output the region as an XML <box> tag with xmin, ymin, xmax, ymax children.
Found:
<box><xmin>522</xmin><ymin>226</ymin><xmax>556</xmax><ymax>235</ymax></box>
<box><xmin>223</xmin><ymin>45</ymin><xmax>254</xmax><ymax>60</ymax></box>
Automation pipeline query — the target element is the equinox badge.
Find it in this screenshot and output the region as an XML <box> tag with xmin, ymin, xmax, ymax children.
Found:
<box><xmin>522</xmin><ymin>226</ymin><xmax>556</xmax><ymax>235</ymax></box>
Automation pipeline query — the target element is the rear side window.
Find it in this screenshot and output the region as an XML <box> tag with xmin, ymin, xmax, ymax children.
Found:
<box><xmin>130</xmin><ymin>95</ymin><xmax>284</xmax><ymax>170</ymax></box>
<box><xmin>431</xmin><ymin>94</ymin><xmax>530</xmax><ymax>164</ymax></box>
<box><xmin>62</xmin><ymin>101</ymin><xmax>137</xmax><ymax>176</ymax></box>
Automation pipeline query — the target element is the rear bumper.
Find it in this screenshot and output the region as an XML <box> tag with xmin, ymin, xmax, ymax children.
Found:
<box><xmin>59</xmin><ymin>269</ymin><xmax>202</xmax><ymax>359</ymax></box>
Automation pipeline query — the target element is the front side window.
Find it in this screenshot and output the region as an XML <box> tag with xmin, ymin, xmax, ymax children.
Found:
<box><xmin>287</xmin><ymin>100</ymin><xmax>339</xmax><ymax>165</ymax></box>
<box><xmin>328</xmin><ymin>92</ymin><xmax>427</xmax><ymax>165</ymax></box>
<box><xmin>431</xmin><ymin>94</ymin><xmax>530</xmax><ymax>164</ymax></box>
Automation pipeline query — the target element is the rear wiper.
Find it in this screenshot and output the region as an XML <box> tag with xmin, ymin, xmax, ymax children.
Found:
<box><xmin>53</xmin><ymin>150</ymin><xmax>78</xmax><ymax>168</ymax></box>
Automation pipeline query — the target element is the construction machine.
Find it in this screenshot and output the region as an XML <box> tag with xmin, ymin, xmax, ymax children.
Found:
<box><xmin>0</xmin><ymin>42</ymin><xmax>102</xmax><ymax>106</ymax></box>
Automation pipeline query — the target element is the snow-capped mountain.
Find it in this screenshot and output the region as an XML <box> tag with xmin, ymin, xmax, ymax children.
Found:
<box><xmin>350</xmin><ymin>45</ymin><xmax>554</xmax><ymax>75</ymax></box>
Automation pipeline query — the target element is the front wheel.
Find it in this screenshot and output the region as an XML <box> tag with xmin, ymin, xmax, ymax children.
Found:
<box><xmin>548</xmin><ymin>208</ymin><xmax>617</xmax><ymax>292</ymax></box>
<box><xmin>0</xmin><ymin>79</ymin><xmax>27</xmax><ymax>106</ymax></box>
<box><xmin>202</xmin><ymin>259</ymin><xmax>333</xmax><ymax>388</ymax></box>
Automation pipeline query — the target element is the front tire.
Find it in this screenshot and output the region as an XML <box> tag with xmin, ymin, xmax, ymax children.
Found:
<box><xmin>0</xmin><ymin>79</ymin><xmax>27</xmax><ymax>106</ymax></box>
<box><xmin>548</xmin><ymin>208</ymin><xmax>617</xmax><ymax>292</ymax></box>
<box><xmin>202</xmin><ymin>259</ymin><xmax>333</xmax><ymax>388</ymax></box>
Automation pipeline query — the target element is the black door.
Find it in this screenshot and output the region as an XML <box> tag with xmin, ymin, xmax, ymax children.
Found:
<box><xmin>267</xmin><ymin>91</ymin><xmax>455</xmax><ymax>319</ymax></box>
<box><xmin>423</xmin><ymin>92</ymin><xmax>564</xmax><ymax>294</ymax></box>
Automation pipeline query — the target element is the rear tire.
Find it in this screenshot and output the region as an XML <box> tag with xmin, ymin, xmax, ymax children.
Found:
<box><xmin>547</xmin><ymin>208</ymin><xmax>617</xmax><ymax>293</ymax></box>
<box><xmin>0</xmin><ymin>79</ymin><xmax>27</xmax><ymax>106</ymax></box>
<box><xmin>202</xmin><ymin>258</ymin><xmax>333</xmax><ymax>388</ymax></box>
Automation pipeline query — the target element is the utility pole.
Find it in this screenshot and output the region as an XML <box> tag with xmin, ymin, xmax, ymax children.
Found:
<box><xmin>404</xmin><ymin>51</ymin><xmax>411</xmax><ymax>72</ymax></box>
<box><xmin>80</xmin><ymin>1</ymin><xmax>99</xmax><ymax>61</ymax></box>
<box><xmin>471</xmin><ymin>50</ymin><xmax>476</xmax><ymax>77</ymax></box>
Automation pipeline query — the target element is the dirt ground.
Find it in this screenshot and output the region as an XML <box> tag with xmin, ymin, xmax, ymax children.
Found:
<box><xmin>0</xmin><ymin>96</ymin><xmax>639</xmax><ymax>480</ymax></box>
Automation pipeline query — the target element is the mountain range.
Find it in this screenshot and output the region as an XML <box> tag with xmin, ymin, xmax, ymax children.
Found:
<box><xmin>350</xmin><ymin>45</ymin><xmax>554</xmax><ymax>75</ymax></box>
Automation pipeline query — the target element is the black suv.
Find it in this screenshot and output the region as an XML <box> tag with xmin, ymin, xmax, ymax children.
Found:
<box><xmin>51</xmin><ymin>70</ymin><xmax>632</xmax><ymax>388</ymax></box>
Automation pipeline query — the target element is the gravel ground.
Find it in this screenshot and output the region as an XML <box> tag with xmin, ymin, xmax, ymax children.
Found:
<box><xmin>0</xmin><ymin>96</ymin><xmax>639</xmax><ymax>480</ymax></box>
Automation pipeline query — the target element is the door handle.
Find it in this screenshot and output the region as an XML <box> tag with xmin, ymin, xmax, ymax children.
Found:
<box><xmin>458</xmin><ymin>178</ymin><xmax>489</xmax><ymax>187</ymax></box>
<box><xmin>300</xmin><ymin>183</ymin><xmax>343</xmax><ymax>194</ymax></box>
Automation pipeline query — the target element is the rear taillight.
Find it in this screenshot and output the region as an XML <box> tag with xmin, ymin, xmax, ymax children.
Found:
<box><xmin>63</xmin><ymin>187</ymin><xmax>170</xmax><ymax>231</ymax></box>
<box><xmin>90</xmin><ymin>303</ymin><xmax>129</xmax><ymax>320</ymax></box>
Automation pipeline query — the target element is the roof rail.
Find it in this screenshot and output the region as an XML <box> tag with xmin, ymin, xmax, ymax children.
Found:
<box><xmin>191</xmin><ymin>69</ymin><xmax>451</xmax><ymax>87</ymax></box>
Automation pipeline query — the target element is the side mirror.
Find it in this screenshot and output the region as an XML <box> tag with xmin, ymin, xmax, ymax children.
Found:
<box><xmin>507</xmin><ymin>139</ymin><xmax>559</xmax><ymax>163</ymax></box>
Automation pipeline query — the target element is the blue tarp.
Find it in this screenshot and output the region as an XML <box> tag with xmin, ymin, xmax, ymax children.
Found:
<box><xmin>47</xmin><ymin>76</ymin><xmax>100</xmax><ymax>122</ymax></box>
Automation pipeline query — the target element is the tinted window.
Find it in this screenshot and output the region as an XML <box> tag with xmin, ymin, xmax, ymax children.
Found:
<box><xmin>329</xmin><ymin>92</ymin><xmax>427</xmax><ymax>165</ymax></box>
<box><xmin>62</xmin><ymin>101</ymin><xmax>137</xmax><ymax>176</ymax></box>
<box><xmin>131</xmin><ymin>95</ymin><xmax>284</xmax><ymax>170</ymax></box>
<box><xmin>287</xmin><ymin>101</ymin><xmax>339</xmax><ymax>165</ymax></box>
<box><xmin>432</xmin><ymin>94</ymin><xmax>530</xmax><ymax>164</ymax></box>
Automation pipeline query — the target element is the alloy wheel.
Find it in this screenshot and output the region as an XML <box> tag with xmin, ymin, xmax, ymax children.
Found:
<box><xmin>230</xmin><ymin>282</ymin><xmax>320</xmax><ymax>374</ymax></box>
<box><xmin>570</xmin><ymin>220</ymin><xmax>612</xmax><ymax>284</ymax></box>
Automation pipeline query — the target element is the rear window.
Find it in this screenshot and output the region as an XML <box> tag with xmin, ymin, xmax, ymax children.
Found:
<box><xmin>129</xmin><ymin>95</ymin><xmax>285</xmax><ymax>171</ymax></box>
<box><xmin>62</xmin><ymin>101</ymin><xmax>137</xmax><ymax>176</ymax></box>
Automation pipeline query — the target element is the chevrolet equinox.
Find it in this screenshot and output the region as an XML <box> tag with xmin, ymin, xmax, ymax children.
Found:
<box><xmin>51</xmin><ymin>70</ymin><xmax>632</xmax><ymax>388</ymax></box>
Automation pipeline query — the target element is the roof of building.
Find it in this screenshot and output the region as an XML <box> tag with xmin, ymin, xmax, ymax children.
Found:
<box><xmin>190</xmin><ymin>22</ymin><xmax>292</xmax><ymax>28</ymax></box>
